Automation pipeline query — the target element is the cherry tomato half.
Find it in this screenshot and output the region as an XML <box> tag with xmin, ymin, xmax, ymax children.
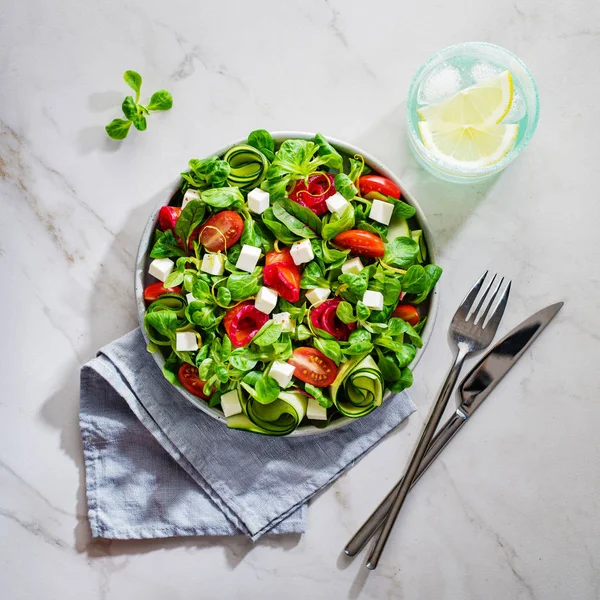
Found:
<box><xmin>199</xmin><ymin>211</ymin><xmax>244</xmax><ymax>252</ymax></box>
<box><xmin>158</xmin><ymin>206</ymin><xmax>182</xmax><ymax>232</ymax></box>
<box><xmin>358</xmin><ymin>175</ymin><xmax>401</xmax><ymax>200</ymax></box>
<box><xmin>288</xmin><ymin>347</ymin><xmax>338</xmax><ymax>388</ymax></box>
<box><xmin>263</xmin><ymin>248</ymin><xmax>301</xmax><ymax>303</ymax></box>
<box><xmin>178</xmin><ymin>363</ymin><xmax>212</xmax><ymax>400</ymax></box>
<box><xmin>290</xmin><ymin>173</ymin><xmax>336</xmax><ymax>216</ymax></box>
<box><xmin>333</xmin><ymin>230</ymin><xmax>385</xmax><ymax>258</ymax></box>
<box><xmin>143</xmin><ymin>282</ymin><xmax>183</xmax><ymax>303</ymax></box>
<box><xmin>391</xmin><ymin>304</ymin><xmax>420</xmax><ymax>326</ymax></box>
<box><xmin>223</xmin><ymin>301</ymin><xmax>269</xmax><ymax>347</ymax></box>
<box><xmin>310</xmin><ymin>298</ymin><xmax>355</xmax><ymax>341</ymax></box>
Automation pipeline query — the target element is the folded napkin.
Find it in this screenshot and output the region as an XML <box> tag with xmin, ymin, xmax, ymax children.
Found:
<box><xmin>80</xmin><ymin>328</ymin><xmax>416</xmax><ymax>541</ymax></box>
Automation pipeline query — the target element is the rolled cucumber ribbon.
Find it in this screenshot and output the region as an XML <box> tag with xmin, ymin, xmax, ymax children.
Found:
<box><xmin>227</xmin><ymin>391</ymin><xmax>308</xmax><ymax>436</ymax></box>
<box><xmin>330</xmin><ymin>354</ymin><xmax>384</xmax><ymax>418</ymax></box>
<box><xmin>224</xmin><ymin>144</ymin><xmax>269</xmax><ymax>191</ymax></box>
<box><xmin>144</xmin><ymin>293</ymin><xmax>188</xmax><ymax>345</ymax></box>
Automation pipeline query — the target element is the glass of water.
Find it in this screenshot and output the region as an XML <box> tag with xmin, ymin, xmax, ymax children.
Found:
<box><xmin>406</xmin><ymin>42</ymin><xmax>539</xmax><ymax>183</ymax></box>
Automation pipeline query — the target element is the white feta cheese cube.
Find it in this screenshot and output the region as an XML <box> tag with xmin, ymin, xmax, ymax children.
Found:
<box><xmin>247</xmin><ymin>188</ymin><xmax>270</xmax><ymax>214</ymax></box>
<box><xmin>186</xmin><ymin>292</ymin><xmax>196</xmax><ymax>304</ymax></box>
<box><xmin>326</xmin><ymin>192</ymin><xmax>350</xmax><ymax>216</ymax></box>
<box><xmin>255</xmin><ymin>286</ymin><xmax>278</xmax><ymax>314</ymax></box>
<box><xmin>148</xmin><ymin>258</ymin><xmax>174</xmax><ymax>282</ymax></box>
<box><xmin>182</xmin><ymin>189</ymin><xmax>200</xmax><ymax>209</ymax></box>
<box><xmin>369</xmin><ymin>199</ymin><xmax>394</xmax><ymax>226</ymax></box>
<box><xmin>236</xmin><ymin>244</ymin><xmax>261</xmax><ymax>273</ymax></box>
<box><xmin>362</xmin><ymin>290</ymin><xmax>384</xmax><ymax>311</ymax></box>
<box><xmin>220</xmin><ymin>390</ymin><xmax>243</xmax><ymax>418</ymax></box>
<box><xmin>305</xmin><ymin>287</ymin><xmax>331</xmax><ymax>305</ymax></box>
<box><xmin>201</xmin><ymin>253</ymin><xmax>225</xmax><ymax>276</ymax></box>
<box><xmin>341</xmin><ymin>257</ymin><xmax>364</xmax><ymax>275</ymax></box>
<box><xmin>290</xmin><ymin>239</ymin><xmax>314</xmax><ymax>266</ymax></box>
<box><xmin>307</xmin><ymin>397</ymin><xmax>328</xmax><ymax>420</ymax></box>
<box><xmin>269</xmin><ymin>361</ymin><xmax>296</xmax><ymax>389</ymax></box>
<box><xmin>176</xmin><ymin>331</ymin><xmax>198</xmax><ymax>352</ymax></box>
<box><xmin>273</xmin><ymin>311</ymin><xmax>295</xmax><ymax>332</ymax></box>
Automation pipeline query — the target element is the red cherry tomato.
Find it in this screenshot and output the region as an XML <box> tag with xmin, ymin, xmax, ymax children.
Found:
<box><xmin>288</xmin><ymin>347</ymin><xmax>338</xmax><ymax>388</ymax></box>
<box><xmin>358</xmin><ymin>175</ymin><xmax>401</xmax><ymax>200</ymax></box>
<box><xmin>178</xmin><ymin>363</ymin><xmax>212</xmax><ymax>400</ymax></box>
<box><xmin>333</xmin><ymin>230</ymin><xmax>385</xmax><ymax>258</ymax></box>
<box><xmin>158</xmin><ymin>206</ymin><xmax>182</xmax><ymax>232</ymax></box>
<box><xmin>391</xmin><ymin>304</ymin><xmax>420</xmax><ymax>326</ymax></box>
<box><xmin>143</xmin><ymin>282</ymin><xmax>183</xmax><ymax>303</ymax></box>
<box><xmin>310</xmin><ymin>298</ymin><xmax>355</xmax><ymax>341</ymax></box>
<box><xmin>289</xmin><ymin>173</ymin><xmax>336</xmax><ymax>216</ymax></box>
<box><xmin>223</xmin><ymin>301</ymin><xmax>269</xmax><ymax>347</ymax></box>
<box><xmin>199</xmin><ymin>211</ymin><xmax>244</xmax><ymax>252</ymax></box>
<box><xmin>263</xmin><ymin>248</ymin><xmax>301</xmax><ymax>303</ymax></box>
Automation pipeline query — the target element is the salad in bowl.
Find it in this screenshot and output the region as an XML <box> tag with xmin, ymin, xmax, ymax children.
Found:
<box><xmin>136</xmin><ymin>131</ymin><xmax>441</xmax><ymax>436</ymax></box>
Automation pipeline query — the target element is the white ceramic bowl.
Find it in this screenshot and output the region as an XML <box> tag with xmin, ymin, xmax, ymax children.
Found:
<box><xmin>135</xmin><ymin>132</ymin><xmax>439</xmax><ymax>436</ymax></box>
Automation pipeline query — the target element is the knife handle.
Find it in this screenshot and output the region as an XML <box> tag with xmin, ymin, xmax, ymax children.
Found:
<box><xmin>344</xmin><ymin>411</ymin><xmax>466</xmax><ymax>556</ymax></box>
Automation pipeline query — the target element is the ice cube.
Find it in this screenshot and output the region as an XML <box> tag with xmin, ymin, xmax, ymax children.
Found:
<box><xmin>503</xmin><ymin>89</ymin><xmax>527</xmax><ymax>123</ymax></box>
<box><xmin>417</xmin><ymin>64</ymin><xmax>462</xmax><ymax>105</ymax></box>
<box><xmin>470</xmin><ymin>61</ymin><xmax>503</xmax><ymax>83</ymax></box>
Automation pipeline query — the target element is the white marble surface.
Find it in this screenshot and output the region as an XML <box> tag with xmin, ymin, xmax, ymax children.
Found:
<box><xmin>1</xmin><ymin>0</ymin><xmax>600</xmax><ymax>598</ymax></box>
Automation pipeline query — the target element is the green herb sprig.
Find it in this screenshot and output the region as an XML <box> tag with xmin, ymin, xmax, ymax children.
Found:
<box><xmin>105</xmin><ymin>70</ymin><xmax>173</xmax><ymax>140</ymax></box>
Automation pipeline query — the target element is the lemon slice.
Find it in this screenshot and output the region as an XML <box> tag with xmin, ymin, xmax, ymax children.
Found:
<box><xmin>418</xmin><ymin>71</ymin><xmax>514</xmax><ymax>125</ymax></box>
<box><xmin>419</xmin><ymin>121</ymin><xmax>518</xmax><ymax>169</ymax></box>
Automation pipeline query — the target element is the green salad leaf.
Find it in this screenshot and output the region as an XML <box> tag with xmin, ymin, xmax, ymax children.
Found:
<box><xmin>247</xmin><ymin>129</ymin><xmax>275</xmax><ymax>161</ymax></box>
<box><xmin>383</xmin><ymin>236</ymin><xmax>419</xmax><ymax>268</ymax></box>
<box><xmin>334</xmin><ymin>173</ymin><xmax>358</xmax><ymax>200</ymax></box>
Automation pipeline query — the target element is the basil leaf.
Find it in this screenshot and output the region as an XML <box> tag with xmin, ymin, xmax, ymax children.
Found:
<box><xmin>272</xmin><ymin>201</ymin><xmax>318</xmax><ymax>239</ymax></box>
<box><xmin>226</xmin><ymin>270</ymin><xmax>262</xmax><ymax>301</ymax></box>
<box><xmin>338</xmin><ymin>271</ymin><xmax>369</xmax><ymax>303</ymax></box>
<box><xmin>251</xmin><ymin>321</ymin><xmax>283</xmax><ymax>347</ymax></box>
<box><xmin>131</xmin><ymin>113</ymin><xmax>147</xmax><ymax>131</ymax></box>
<box><xmin>348</xmin><ymin>157</ymin><xmax>365</xmax><ymax>182</ymax></box>
<box><xmin>343</xmin><ymin>340</ymin><xmax>373</xmax><ymax>355</ymax></box>
<box><xmin>336</xmin><ymin>301</ymin><xmax>356</xmax><ymax>324</ymax></box>
<box><xmin>121</xmin><ymin>96</ymin><xmax>137</xmax><ymax>120</ymax></box>
<box><xmin>241</xmin><ymin>218</ymin><xmax>272</xmax><ymax>253</ymax></box>
<box><xmin>192</xmin><ymin>279</ymin><xmax>212</xmax><ymax>302</ymax></box>
<box><xmin>261</xmin><ymin>208</ymin><xmax>301</xmax><ymax>244</ymax></box>
<box><xmin>295</xmin><ymin>324</ymin><xmax>311</xmax><ymax>341</ymax></box>
<box><xmin>144</xmin><ymin>310</ymin><xmax>177</xmax><ymax>340</ymax></box>
<box><xmin>387</xmin><ymin>317</ymin><xmax>422</xmax><ymax>347</ymax></box>
<box><xmin>149</xmin><ymin>229</ymin><xmax>186</xmax><ymax>259</ymax></box>
<box><xmin>124</xmin><ymin>70</ymin><xmax>142</xmax><ymax>95</ymax></box>
<box><xmin>322</xmin><ymin>240</ymin><xmax>349</xmax><ymax>265</ymax></box>
<box><xmin>334</xmin><ymin>173</ymin><xmax>358</xmax><ymax>200</ymax></box>
<box><xmin>201</xmin><ymin>187</ymin><xmax>244</xmax><ymax>209</ymax></box>
<box><xmin>314</xmin><ymin>133</ymin><xmax>343</xmax><ymax>170</ymax></box>
<box><xmin>256</xmin><ymin>374</ymin><xmax>280</xmax><ymax>403</ymax></box>
<box><xmin>229</xmin><ymin>349</ymin><xmax>259</xmax><ymax>371</ymax></box>
<box><xmin>370</xmin><ymin>274</ymin><xmax>402</xmax><ymax>306</ymax></box>
<box><xmin>162</xmin><ymin>352</ymin><xmax>181</xmax><ymax>386</ymax></box>
<box><xmin>388</xmin><ymin>196</ymin><xmax>416</xmax><ymax>219</ymax></box>
<box><xmin>314</xmin><ymin>337</ymin><xmax>343</xmax><ymax>365</ymax></box>
<box><xmin>279</xmin><ymin>197</ymin><xmax>322</xmax><ymax>235</ymax></box>
<box><xmin>356</xmin><ymin>301</ymin><xmax>371</xmax><ymax>321</ymax></box>
<box><xmin>384</xmin><ymin>236</ymin><xmax>419</xmax><ymax>268</ymax></box>
<box><xmin>164</xmin><ymin>271</ymin><xmax>184</xmax><ymax>288</ymax></box>
<box><xmin>321</xmin><ymin>205</ymin><xmax>355</xmax><ymax>239</ymax></box>
<box><xmin>348</xmin><ymin>329</ymin><xmax>371</xmax><ymax>344</ymax></box>
<box><xmin>376</xmin><ymin>350</ymin><xmax>402</xmax><ymax>382</ymax></box>
<box><xmin>247</xmin><ymin>129</ymin><xmax>275</xmax><ymax>161</ymax></box>
<box><xmin>305</xmin><ymin>383</ymin><xmax>332</xmax><ymax>408</ymax></box>
<box><xmin>413</xmin><ymin>265</ymin><xmax>443</xmax><ymax>303</ymax></box>
<box><xmin>217</xmin><ymin>286</ymin><xmax>231</xmax><ymax>306</ymax></box>
<box><xmin>147</xmin><ymin>90</ymin><xmax>173</xmax><ymax>111</ymax></box>
<box><xmin>389</xmin><ymin>367</ymin><xmax>413</xmax><ymax>392</ymax></box>
<box><xmin>185</xmin><ymin>156</ymin><xmax>230</xmax><ymax>189</ymax></box>
<box><xmin>175</xmin><ymin>199</ymin><xmax>206</xmax><ymax>246</ymax></box>
<box><xmin>300</xmin><ymin>262</ymin><xmax>329</xmax><ymax>290</ymax></box>
<box><xmin>105</xmin><ymin>118</ymin><xmax>132</xmax><ymax>140</ymax></box>
<box><xmin>357</xmin><ymin>220</ymin><xmax>388</xmax><ymax>243</ymax></box>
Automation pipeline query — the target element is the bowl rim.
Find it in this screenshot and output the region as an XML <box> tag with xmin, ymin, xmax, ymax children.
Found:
<box><xmin>406</xmin><ymin>41</ymin><xmax>540</xmax><ymax>179</ymax></box>
<box><xmin>134</xmin><ymin>131</ymin><xmax>440</xmax><ymax>436</ymax></box>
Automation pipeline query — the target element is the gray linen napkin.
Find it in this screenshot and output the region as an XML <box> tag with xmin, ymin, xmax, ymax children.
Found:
<box><xmin>80</xmin><ymin>328</ymin><xmax>416</xmax><ymax>541</ymax></box>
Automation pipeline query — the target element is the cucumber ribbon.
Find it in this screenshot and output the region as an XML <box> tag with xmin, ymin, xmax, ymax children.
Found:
<box><xmin>224</xmin><ymin>144</ymin><xmax>269</xmax><ymax>191</ymax></box>
<box><xmin>227</xmin><ymin>391</ymin><xmax>308</xmax><ymax>436</ymax></box>
<box><xmin>144</xmin><ymin>293</ymin><xmax>188</xmax><ymax>345</ymax></box>
<box><xmin>330</xmin><ymin>354</ymin><xmax>384</xmax><ymax>418</ymax></box>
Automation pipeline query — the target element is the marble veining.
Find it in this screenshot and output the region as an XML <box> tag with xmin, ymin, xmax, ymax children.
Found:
<box><xmin>1</xmin><ymin>0</ymin><xmax>600</xmax><ymax>598</ymax></box>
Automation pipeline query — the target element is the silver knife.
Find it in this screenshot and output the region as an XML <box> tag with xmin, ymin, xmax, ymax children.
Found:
<box><xmin>344</xmin><ymin>301</ymin><xmax>563</xmax><ymax>556</ymax></box>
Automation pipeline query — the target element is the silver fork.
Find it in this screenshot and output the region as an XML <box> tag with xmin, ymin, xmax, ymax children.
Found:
<box><xmin>365</xmin><ymin>271</ymin><xmax>511</xmax><ymax>570</ymax></box>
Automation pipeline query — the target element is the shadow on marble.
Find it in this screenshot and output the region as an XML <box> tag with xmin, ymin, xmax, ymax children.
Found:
<box><xmin>88</xmin><ymin>90</ymin><xmax>124</xmax><ymax>113</ymax></box>
<box><xmin>76</xmin><ymin>126</ymin><xmax>123</xmax><ymax>155</ymax></box>
<box><xmin>354</xmin><ymin>105</ymin><xmax>502</xmax><ymax>254</ymax></box>
<box><xmin>39</xmin><ymin>188</ymin><xmax>163</xmax><ymax>555</ymax></box>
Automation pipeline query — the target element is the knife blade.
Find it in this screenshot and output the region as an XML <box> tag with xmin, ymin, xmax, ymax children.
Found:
<box><xmin>344</xmin><ymin>301</ymin><xmax>563</xmax><ymax>556</ymax></box>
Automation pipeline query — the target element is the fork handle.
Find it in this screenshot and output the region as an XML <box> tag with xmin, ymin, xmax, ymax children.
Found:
<box><xmin>366</xmin><ymin>343</ymin><xmax>470</xmax><ymax>570</ymax></box>
<box><xmin>345</xmin><ymin>411</ymin><xmax>465</xmax><ymax>556</ymax></box>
